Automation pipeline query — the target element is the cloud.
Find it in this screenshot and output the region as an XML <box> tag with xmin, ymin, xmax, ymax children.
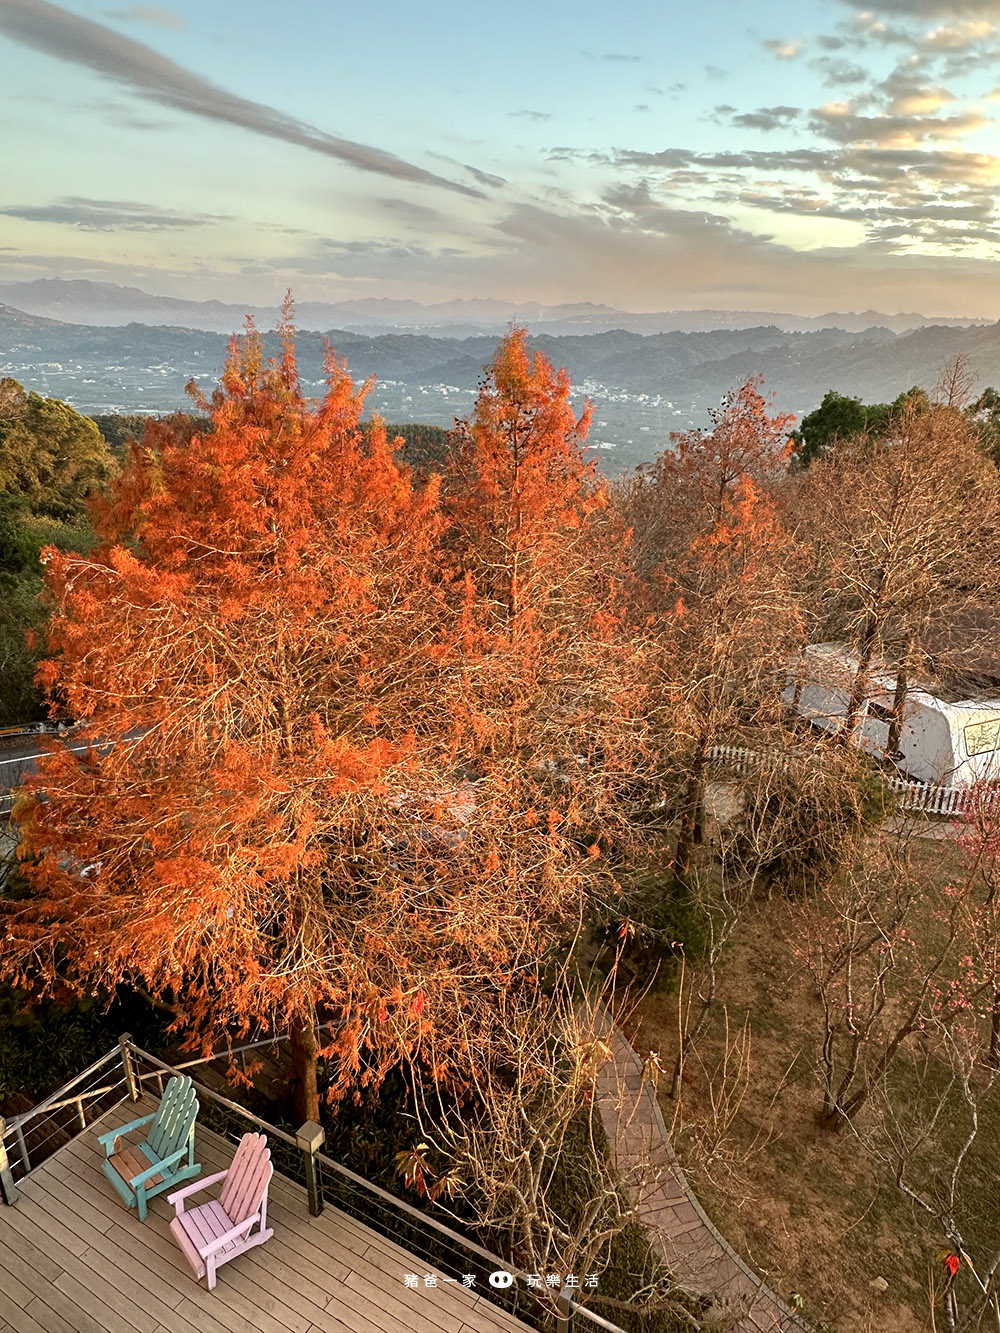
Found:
<box><xmin>581</xmin><ymin>50</ymin><xmax>640</xmax><ymax>62</ymax></box>
<box><xmin>106</xmin><ymin>5</ymin><xmax>183</xmax><ymax>29</ymax></box>
<box><xmin>763</xmin><ymin>38</ymin><xmax>803</xmax><ymax>59</ymax></box>
<box><xmin>509</xmin><ymin>109</ymin><xmax>552</xmax><ymax>122</ymax></box>
<box><xmin>473</xmin><ymin>191</ymin><xmax>1000</xmax><ymax>316</ymax></box>
<box><xmin>923</xmin><ymin>18</ymin><xmax>996</xmax><ymax>47</ymax></box>
<box><xmin>379</xmin><ymin>197</ymin><xmax>444</xmax><ymax>225</ymax></box>
<box><xmin>730</xmin><ymin>105</ymin><xmax>801</xmax><ymax>131</ymax></box>
<box><xmin>0</xmin><ymin>196</ymin><xmax>227</xmax><ymax>230</ymax></box>
<box><xmin>839</xmin><ymin>0</ymin><xmax>1000</xmax><ymax>14</ymax></box>
<box><xmin>579</xmin><ymin>133</ymin><xmax>1000</xmax><ymax>260</ymax></box>
<box><xmin>462</xmin><ymin>163</ymin><xmax>507</xmax><ymax>188</ymax></box>
<box><xmin>811</xmin><ymin>56</ymin><xmax>870</xmax><ymax>85</ymax></box>
<box><xmin>810</xmin><ymin>102</ymin><xmax>989</xmax><ymax>147</ymax></box>
<box><xmin>0</xmin><ymin>0</ymin><xmax>484</xmax><ymax>197</ymax></box>
<box><xmin>880</xmin><ymin>68</ymin><xmax>955</xmax><ymax>115</ymax></box>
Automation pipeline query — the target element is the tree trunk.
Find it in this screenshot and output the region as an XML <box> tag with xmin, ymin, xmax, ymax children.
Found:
<box><xmin>672</xmin><ymin>748</ymin><xmax>708</xmax><ymax>877</ymax></box>
<box><xmin>990</xmin><ymin>989</ymin><xmax>1000</xmax><ymax>1071</ymax></box>
<box><xmin>842</xmin><ymin>614</ymin><xmax>880</xmax><ymax>743</ymax></box>
<box><xmin>289</xmin><ymin>1015</ymin><xmax>320</xmax><ymax>1125</ymax></box>
<box><xmin>886</xmin><ymin>655</ymin><xmax>909</xmax><ymax>761</ymax></box>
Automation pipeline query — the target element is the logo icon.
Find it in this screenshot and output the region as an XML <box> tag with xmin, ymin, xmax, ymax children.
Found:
<box><xmin>488</xmin><ymin>1271</ymin><xmax>514</xmax><ymax>1289</ymax></box>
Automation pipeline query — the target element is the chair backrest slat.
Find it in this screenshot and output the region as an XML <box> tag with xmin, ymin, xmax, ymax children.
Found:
<box><xmin>147</xmin><ymin>1076</ymin><xmax>199</xmax><ymax>1158</ymax></box>
<box><xmin>219</xmin><ymin>1133</ymin><xmax>273</xmax><ymax>1224</ymax></box>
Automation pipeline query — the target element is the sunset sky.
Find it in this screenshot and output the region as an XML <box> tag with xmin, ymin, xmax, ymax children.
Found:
<box><xmin>2</xmin><ymin>0</ymin><xmax>1000</xmax><ymax>315</ymax></box>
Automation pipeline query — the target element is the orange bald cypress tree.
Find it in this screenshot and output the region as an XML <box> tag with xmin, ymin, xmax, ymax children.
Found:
<box><xmin>447</xmin><ymin>325</ymin><xmax>598</xmax><ymax>631</ymax></box>
<box><xmin>2</xmin><ymin>315</ymin><xmax>459</xmax><ymax>1120</ymax></box>
<box><xmin>629</xmin><ymin>376</ymin><xmax>796</xmax><ymax>577</ymax></box>
<box><xmin>444</xmin><ymin>327</ymin><xmax>649</xmax><ymax>869</ymax></box>
<box><xmin>3</xmin><ymin>320</ymin><xmax>651</xmax><ymax>1122</ymax></box>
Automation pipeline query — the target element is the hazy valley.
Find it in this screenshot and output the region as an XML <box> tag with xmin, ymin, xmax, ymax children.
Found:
<box><xmin>3</xmin><ymin>283</ymin><xmax>1000</xmax><ymax>472</ymax></box>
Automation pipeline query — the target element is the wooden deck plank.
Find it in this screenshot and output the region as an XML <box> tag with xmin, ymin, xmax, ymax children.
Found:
<box><xmin>172</xmin><ymin>1295</ymin><xmax>272</xmax><ymax>1333</ymax></box>
<box><xmin>337</xmin><ymin>1272</ymin><xmax>474</xmax><ymax>1333</ymax></box>
<box><xmin>51</xmin><ymin>1270</ymin><xmax>148</xmax><ymax>1333</ymax></box>
<box><xmin>0</xmin><ymin>1213</ymin><xmax>68</xmax><ymax>1282</ymax></box>
<box><xmin>25</xmin><ymin>1169</ymin><xmax>117</xmax><ymax>1237</ymax></box>
<box><xmin>23</xmin><ymin>1280</ymin><xmax>112</xmax><ymax>1333</ymax></box>
<box><xmin>0</xmin><ymin>1250</ymin><xmax>37</xmax><ymax>1309</ymax></box>
<box><xmin>23</xmin><ymin>1301</ymin><xmax>79</xmax><ymax>1333</ymax></box>
<box><xmin>76</xmin><ymin>1244</ymin><xmax>184</xmax><ymax>1318</ymax></box>
<box><xmin>0</xmin><ymin>1101</ymin><xmax>534</xmax><ymax>1333</ymax></box>
<box><xmin>357</xmin><ymin>1246</ymin><xmax>482</xmax><ymax>1316</ymax></box>
<box><xmin>41</xmin><ymin>1136</ymin><xmax>294</xmax><ymax>1333</ymax></box>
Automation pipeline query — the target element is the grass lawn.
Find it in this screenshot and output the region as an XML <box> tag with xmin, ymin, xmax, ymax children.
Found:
<box><xmin>628</xmin><ymin>829</ymin><xmax>1000</xmax><ymax>1333</ymax></box>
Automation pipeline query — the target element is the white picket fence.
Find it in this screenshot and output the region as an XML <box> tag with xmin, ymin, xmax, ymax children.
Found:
<box><xmin>707</xmin><ymin>744</ymin><xmax>991</xmax><ymax>818</ymax></box>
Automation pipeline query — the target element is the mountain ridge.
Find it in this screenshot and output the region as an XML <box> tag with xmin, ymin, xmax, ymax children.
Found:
<box><xmin>0</xmin><ymin>279</ymin><xmax>991</xmax><ymax>338</ymax></box>
<box><xmin>4</xmin><ymin>299</ymin><xmax>1000</xmax><ymax>473</ymax></box>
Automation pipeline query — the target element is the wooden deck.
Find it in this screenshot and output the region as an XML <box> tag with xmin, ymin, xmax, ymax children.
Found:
<box><xmin>0</xmin><ymin>1097</ymin><xmax>533</xmax><ymax>1333</ymax></box>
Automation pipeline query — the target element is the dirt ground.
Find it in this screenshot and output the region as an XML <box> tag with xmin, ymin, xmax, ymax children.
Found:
<box><xmin>628</xmin><ymin>838</ymin><xmax>980</xmax><ymax>1333</ymax></box>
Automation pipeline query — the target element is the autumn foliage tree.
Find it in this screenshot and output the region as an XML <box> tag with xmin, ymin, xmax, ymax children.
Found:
<box><xmin>2</xmin><ymin>317</ymin><xmax>455</xmax><ymax>1120</ymax></box>
<box><xmin>1</xmin><ymin>318</ymin><xmax>648</xmax><ymax>1127</ymax></box>
<box><xmin>444</xmin><ymin>327</ymin><xmax>650</xmax><ymax>858</ymax></box>
<box><xmin>627</xmin><ymin>380</ymin><xmax>802</xmax><ymax>875</ymax></box>
<box><xmin>629</xmin><ymin>376</ymin><xmax>795</xmax><ymax>577</ymax></box>
<box><xmin>787</xmin><ymin>400</ymin><xmax>1000</xmax><ymax>743</ymax></box>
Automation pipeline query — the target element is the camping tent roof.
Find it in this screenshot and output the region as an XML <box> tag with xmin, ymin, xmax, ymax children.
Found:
<box><xmin>799</xmin><ymin>644</ymin><xmax>1000</xmax><ymax>719</ymax></box>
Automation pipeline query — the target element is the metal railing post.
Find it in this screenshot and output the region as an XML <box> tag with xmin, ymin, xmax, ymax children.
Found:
<box><xmin>296</xmin><ymin>1121</ymin><xmax>325</xmax><ymax>1217</ymax></box>
<box><xmin>0</xmin><ymin>1118</ymin><xmax>19</xmax><ymax>1204</ymax></box>
<box><xmin>119</xmin><ymin>1032</ymin><xmax>140</xmax><ymax>1102</ymax></box>
<box><xmin>556</xmin><ymin>1285</ymin><xmax>574</xmax><ymax>1333</ymax></box>
<box><xmin>14</xmin><ymin>1123</ymin><xmax>30</xmax><ymax>1173</ymax></box>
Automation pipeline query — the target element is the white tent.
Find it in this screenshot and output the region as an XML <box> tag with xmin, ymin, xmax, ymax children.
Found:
<box><xmin>782</xmin><ymin>642</ymin><xmax>1000</xmax><ymax>787</ymax></box>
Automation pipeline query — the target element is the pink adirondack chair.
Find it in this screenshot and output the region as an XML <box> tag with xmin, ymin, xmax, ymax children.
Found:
<box><xmin>167</xmin><ymin>1133</ymin><xmax>273</xmax><ymax>1290</ymax></box>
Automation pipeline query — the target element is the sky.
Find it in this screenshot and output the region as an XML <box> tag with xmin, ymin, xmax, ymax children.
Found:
<box><xmin>2</xmin><ymin>0</ymin><xmax>1000</xmax><ymax>315</ymax></box>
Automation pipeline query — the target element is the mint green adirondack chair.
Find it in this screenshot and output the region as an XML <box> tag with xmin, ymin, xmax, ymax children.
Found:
<box><xmin>99</xmin><ymin>1075</ymin><xmax>201</xmax><ymax>1221</ymax></box>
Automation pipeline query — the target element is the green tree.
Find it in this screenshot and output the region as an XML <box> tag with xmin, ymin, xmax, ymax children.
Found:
<box><xmin>793</xmin><ymin>386</ymin><xmax>934</xmax><ymax>469</ymax></box>
<box><xmin>0</xmin><ymin>497</ymin><xmax>46</xmax><ymax>725</ymax></box>
<box><xmin>968</xmin><ymin>386</ymin><xmax>1000</xmax><ymax>467</ymax></box>
<box><xmin>0</xmin><ymin>379</ymin><xmax>116</xmax><ymax>521</ymax></box>
<box><xmin>793</xmin><ymin>390</ymin><xmax>889</xmax><ymax>467</ymax></box>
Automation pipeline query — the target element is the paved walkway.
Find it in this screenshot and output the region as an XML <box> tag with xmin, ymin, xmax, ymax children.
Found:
<box><xmin>593</xmin><ymin>1016</ymin><xmax>810</xmax><ymax>1333</ymax></box>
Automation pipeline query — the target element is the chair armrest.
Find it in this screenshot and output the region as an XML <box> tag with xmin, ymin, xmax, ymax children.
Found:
<box><xmin>129</xmin><ymin>1143</ymin><xmax>187</xmax><ymax>1188</ymax></box>
<box><xmin>198</xmin><ymin>1213</ymin><xmax>259</xmax><ymax>1257</ymax></box>
<box><xmin>98</xmin><ymin>1113</ymin><xmax>155</xmax><ymax>1151</ymax></box>
<box><xmin>167</xmin><ymin>1169</ymin><xmax>228</xmax><ymax>1212</ymax></box>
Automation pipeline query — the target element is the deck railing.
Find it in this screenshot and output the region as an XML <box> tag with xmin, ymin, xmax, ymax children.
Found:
<box><xmin>0</xmin><ymin>1037</ymin><xmax>629</xmax><ymax>1333</ymax></box>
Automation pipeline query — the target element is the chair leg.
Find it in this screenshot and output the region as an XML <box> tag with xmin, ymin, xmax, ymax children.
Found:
<box><xmin>206</xmin><ymin>1257</ymin><xmax>217</xmax><ymax>1292</ymax></box>
<box><xmin>136</xmin><ymin>1187</ymin><xmax>147</xmax><ymax>1223</ymax></box>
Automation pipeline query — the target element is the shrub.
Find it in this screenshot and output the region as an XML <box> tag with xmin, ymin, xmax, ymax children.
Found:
<box><xmin>596</xmin><ymin>857</ymin><xmax>711</xmax><ymax>990</ymax></box>
<box><xmin>725</xmin><ymin>745</ymin><xmax>896</xmax><ymax>893</ymax></box>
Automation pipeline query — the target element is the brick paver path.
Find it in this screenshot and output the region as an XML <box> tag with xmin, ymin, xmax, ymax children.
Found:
<box><xmin>593</xmin><ymin>1017</ymin><xmax>811</xmax><ymax>1333</ymax></box>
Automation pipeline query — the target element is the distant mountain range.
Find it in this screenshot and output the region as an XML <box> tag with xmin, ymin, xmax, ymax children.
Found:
<box><xmin>3</xmin><ymin>295</ymin><xmax>1000</xmax><ymax>473</ymax></box>
<box><xmin>0</xmin><ymin>279</ymin><xmax>991</xmax><ymax>338</ymax></box>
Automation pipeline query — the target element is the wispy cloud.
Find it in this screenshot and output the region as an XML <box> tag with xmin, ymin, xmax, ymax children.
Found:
<box><xmin>730</xmin><ymin>105</ymin><xmax>801</xmax><ymax>132</ymax></box>
<box><xmin>811</xmin><ymin>56</ymin><xmax>871</xmax><ymax>86</ymax></box>
<box><xmin>581</xmin><ymin>50</ymin><xmax>641</xmax><ymax>62</ymax></box>
<box><xmin>0</xmin><ymin>196</ymin><xmax>227</xmax><ymax>230</ymax></box>
<box><xmin>0</xmin><ymin>0</ymin><xmax>484</xmax><ymax>197</ymax></box>
<box><xmin>763</xmin><ymin>38</ymin><xmax>804</xmax><ymax>59</ymax></box>
<box><xmin>509</xmin><ymin>109</ymin><xmax>552</xmax><ymax>122</ymax></box>
<box><xmin>105</xmin><ymin>5</ymin><xmax>184</xmax><ymax>30</ymax></box>
<box><xmin>839</xmin><ymin>0</ymin><xmax>1000</xmax><ymax>14</ymax></box>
